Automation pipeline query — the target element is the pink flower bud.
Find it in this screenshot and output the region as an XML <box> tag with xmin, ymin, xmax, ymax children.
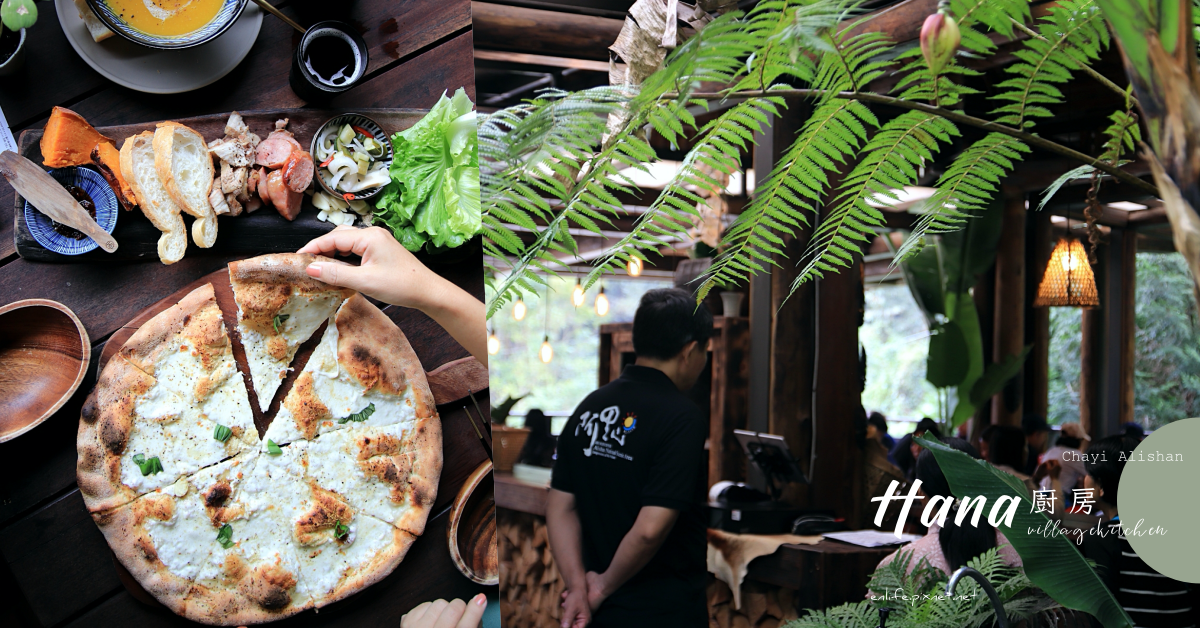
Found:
<box><xmin>920</xmin><ymin>12</ymin><xmax>961</xmax><ymax>74</ymax></box>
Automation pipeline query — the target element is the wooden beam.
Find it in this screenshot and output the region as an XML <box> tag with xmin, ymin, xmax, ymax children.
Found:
<box><xmin>473</xmin><ymin>49</ymin><xmax>610</xmax><ymax>72</ymax></box>
<box><xmin>842</xmin><ymin>0</ymin><xmax>937</xmax><ymax>43</ymax></box>
<box><xmin>992</xmin><ymin>188</ymin><xmax>1027</xmax><ymax>426</ymax></box>
<box><xmin>472</xmin><ymin>2</ymin><xmax>625</xmax><ymax>61</ymax></box>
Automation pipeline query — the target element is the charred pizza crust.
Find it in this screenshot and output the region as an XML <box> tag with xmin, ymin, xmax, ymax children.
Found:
<box><xmin>228</xmin><ymin>253</ymin><xmax>355</xmax><ymax>412</ymax></box>
<box><xmin>79</xmin><ymin>255</ymin><xmax>445</xmax><ymax>625</ymax></box>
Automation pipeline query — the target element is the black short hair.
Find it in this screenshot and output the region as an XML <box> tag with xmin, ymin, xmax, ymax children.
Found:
<box><xmin>986</xmin><ymin>425</ymin><xmax>1027</xmax><ymax>469</ymax></box>
<box><xmin>1084</xmin><ymin>435</ymin><xmax>1139</xmax><ymax>508</ymax></box>
<box><xmin>868</xmin><ymin>412</ymin><xmax>888</xmax><ymax>432</ymax></box>
<box><xmin>1022</xmin><ymin>413</ymin><xmax>1050</xmax><ymax>436</ymax></box>
<box><xmin>915</xmin><ymin>438</ymin><xmax>995</xmax><ymax>572</ymax></box>
<box><xmin>914</xmin><ymin>418</ymin><xmax>942</xmax><ymax>440</ymax></box>
<box><xmin>632</xmin><ymin>288</ymin><xmax>714</xmax><ymax>360</ymax></box>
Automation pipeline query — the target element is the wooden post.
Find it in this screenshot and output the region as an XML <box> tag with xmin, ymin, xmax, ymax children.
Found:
<box><xmin>992</xmin><ymin>188</ymin><xmax>1027</xmax><ymax>426</ymax></box>
<box><xmin>972</xmin><ymin>261</ymin><xmax>996</xmax><ymax>437</ymax></box>
<box><xmin>751</xmin><ymin>101</ymin><xmax>815</xmax><ymax>506</ymax></box>
<box><xmin>1119</xmin><ymin>229</ymin><xmax>1137</xmax><ymax>426</ymax></box>
<box><xmin>1024</xmin><ymin>208</ymin><xmax>1052</xmax><ymax>422</ymax></box>
<box><xmin>1080</xmin><ymin>307</ymin><xmax>1103</xmax><ymax>439</ymax></box>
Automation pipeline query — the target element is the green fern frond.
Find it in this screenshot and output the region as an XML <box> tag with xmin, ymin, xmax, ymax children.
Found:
<box><xmin>588</xmin><ymin>97</ymin><xmax>784</xmax><ymax>289</ymax></box>
<box><xmin>991</xmin><ymin>0</ymin><xmax>1108</xmax><ymax>128</ymax></box>
<box><xmin>792</xmin><ymin>111</ymin><xmax>958</xmax><ymax>293</ymax></box>
<box><xmin>698</xmin><ymin>97</ymin><xmax>876</xmax><ymax>300</ymax></box>
<box><xmin>949</xmin><ymin>0</ymin><xmax>1029</xmax><ymax>53</ymax></box>
<box><xmin>895</xmin><ymin>132</ymin><xmax>1030</xmax><ymax>262</ymax></box>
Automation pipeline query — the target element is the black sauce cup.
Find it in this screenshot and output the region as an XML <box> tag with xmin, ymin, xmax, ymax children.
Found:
<box><xmin>289</xmin><ymin>21</ymin><xmax>370</xmax><ymax>103</ymax></box>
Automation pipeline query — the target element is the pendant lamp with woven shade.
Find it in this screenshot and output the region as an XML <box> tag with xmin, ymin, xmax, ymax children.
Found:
<box><xmin>1034</xmin><ymin>238</ymin><xmax>1099</xmax><ymax>308</ymax></box>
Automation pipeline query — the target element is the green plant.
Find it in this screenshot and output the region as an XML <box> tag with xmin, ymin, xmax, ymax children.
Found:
<box><xmin>490</xmin><ymin>394</ymin><xmax>527</xmax><ymax>424</ymax></box>
<box><xmin>784</xmin><ymin>547</ymin><xmax>1062</xmax><ymax>628</ymax></box>
<box><xmin>917</xmin><ymin>436</ymin><xmax>1134</xmax><ymax>628</ymax></box>
<box><xmin>1</xmin><ymin>0</ymin><xmax>37</xmax><ymax>32</ymax></box>
<box><xmin>888</xmin><ymin>198</ymin><xmax>1029</xmax><ymax>429</ymax></box>
<box><xmin>481</xmin><ymin>0</ymin><xmax>1159</xmax><ymax>317</ymax></box>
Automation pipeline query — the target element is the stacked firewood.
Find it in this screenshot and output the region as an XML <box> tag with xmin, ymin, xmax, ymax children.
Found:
<box><xmin>707</xmin><ymin>578</ymin><xmax>801</xmax><ymax>628</ymax></box>
<box><xmin>498</xmin><ymin>509</ymin><xmax>564</xmax><ymax>628</ymax></box>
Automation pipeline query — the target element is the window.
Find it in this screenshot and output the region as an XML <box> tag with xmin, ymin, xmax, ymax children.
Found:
<box><xmin>1134</xmin><ymin>252</ymin><xmax>1200</xmax><ymax>428</ymax></box>
<box><xmin>489</xmin><ymin>276</ymin><xmax>673</xmax><ymax>419</ymax></box>
<box><xmin>861</xmin><ymin>283</ymin><xmax>939</xmax><ymax>426</ymax></box>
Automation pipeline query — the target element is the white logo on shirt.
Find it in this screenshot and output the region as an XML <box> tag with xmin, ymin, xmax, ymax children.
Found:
<box><xmin>577</xmin><ymin>405</ymin><xmax>630</xmax><ymax>459</ymax></box>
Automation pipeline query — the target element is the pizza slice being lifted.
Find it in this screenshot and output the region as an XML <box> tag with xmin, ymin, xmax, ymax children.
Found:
<box><xmin>228</xmin><ymin>254</ymin><xmax>354</xmax><ymax>412</ymax></box>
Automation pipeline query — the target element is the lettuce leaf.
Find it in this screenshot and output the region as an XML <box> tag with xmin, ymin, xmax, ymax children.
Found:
<box><xmin>374</xmin><ymin>88</ymin><xmax>480</xmax><ymax>252</ymax></box>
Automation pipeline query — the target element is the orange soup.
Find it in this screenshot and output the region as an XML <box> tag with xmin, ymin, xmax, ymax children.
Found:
<box><xmin>104</xmin><ymin>0</ymin><xmax>225</xmax><ymax>37</ymax></box>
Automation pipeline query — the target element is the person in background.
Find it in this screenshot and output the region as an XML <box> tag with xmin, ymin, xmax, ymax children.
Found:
<box><xmin>1021</xmin><ymin>414</ymin><xmax>1052</xmax><ymax>476</ymax></box>
<box><xmin>867</xmin><ymin>412</ymin><xmax>897</xmax><ymax>464</ymax></box>
<box><xmin>891</xmin><ymin>418</ymin><xmax>942</xmax><ymax>481</ymax></box>
<box><xmin>518</xmin><ymin>409</ymin><xmax>558</xmax><ymax>468</ymax></box>
<box><xmin>985</xmin><ymin>425</ymin><xmax>1036</xmax><ymax>491</ymax></box>
<box><xmin>875</xmin><ymin>438</ymin><xmax>1023</xmax><ymax>576</ymax></box>
<box><xmin>1032</xmin><ymin>421</ymin><xmax>1089</xmax><ymax>511</ymax></box>
<box><xmin>1082</xmin><ymin>435</ymin><xmax>1197</xmax><ymax>628</ymax></box>
<box><xmin>1122</xmin><ymin>422</ymin><xmax>1147</xmax><ymax>442</ymax></box>
<box><xmin>976</xmin><ymin>424</ymin><xmax>999</xmax><ymax>463</ymax></box>
<box><xmin>546</xmin><ymin>288</ymin><xmax>713</xmax><ymax>628</ymax></box>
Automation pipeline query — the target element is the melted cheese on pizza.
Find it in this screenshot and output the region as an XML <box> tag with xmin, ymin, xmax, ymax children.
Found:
<box><xmin>121</xmin><ymin>386</ymin><xmax>251</xmax><ymax>493</ymax></box>
<box><xmin>263</xmin><ymin>319</ymin><xmax>417</xmax><ymax>447</ymax></box>
<box><xmin>305</xmin><ymin>424</ymin><xmax>415</xmax><ymax>528</ymax></box>
<box><xmin>239</xmin><ymin>291</ymin><xmax>345</xmax><ymax>412</ymax></box>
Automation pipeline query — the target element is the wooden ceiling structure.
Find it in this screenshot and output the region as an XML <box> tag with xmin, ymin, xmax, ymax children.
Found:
<box><xmin>475</xmin><ymin>0</ymin><xmax>1174</xmax><ymax>522</ymax></box>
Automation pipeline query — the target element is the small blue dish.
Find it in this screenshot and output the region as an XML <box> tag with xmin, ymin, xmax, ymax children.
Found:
<box><xmin>24</xmin><ymin>167</ymin><xmax>118</xmax><ymax>256</ymax></box>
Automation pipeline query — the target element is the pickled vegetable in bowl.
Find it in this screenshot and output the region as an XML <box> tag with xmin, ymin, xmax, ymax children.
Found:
<box><xmin>315</xmin><ymin>122</ymin><xmax>391</xmax><ymax>197</ymax></box>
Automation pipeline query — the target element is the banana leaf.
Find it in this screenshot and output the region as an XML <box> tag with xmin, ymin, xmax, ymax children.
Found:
<box><xmin>917</xmin><ymin>436</ymin><xmax>1134</xmax><ymax>628</ymax></box>
<box><xmin>927</xmin><ymin>320</ymin><xmax>969</xmax><ymax>388</ymax></box>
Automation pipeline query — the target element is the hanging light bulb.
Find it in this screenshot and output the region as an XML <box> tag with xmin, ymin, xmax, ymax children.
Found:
<box><xmin>487</xmin><ymin>329</ymin><xmax>500</xmax><ymax>355</ymax></box>
<box><xmin>595</xmin><ymin>284</ymin><xmax>610</xmax><ymax>316</ymax></box>
<box><xmin>626</xmin><ymin>257</ymin><xmax>643</xmax><ymax>277</ymax></box>
<box><xmin>512</xmin><ymin>297</ymin><xmax>526</xmax><ymax>321</ymax></box>
<box><xmin>1034</xmin><ymin>238</ymin><xmax>1099</xmax><ymax>308</ymax></box>
<box><xmin>539</xmin><ymin>334</ymin><xmax>554</xmax><ymax>363</ymax></box>
<box><xmin>572</xmin><ymin>278</ymin><xmax>585</xmax><ymax>307</ymax></box>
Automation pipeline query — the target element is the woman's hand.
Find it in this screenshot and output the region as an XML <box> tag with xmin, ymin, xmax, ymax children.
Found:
<box><xmin>401</xmin><ymin>594</ymin><xmax>487</xmax><ymax>628</ymax></box>
<box><xmin>299</xmin><ymin>226</ymin><xmax>449</xmax><ymax>311</ymax></box>
<box><xmin>298</xmin><ymin>226</ymin><xmax>487</xmax><ymax>363</ymax></box>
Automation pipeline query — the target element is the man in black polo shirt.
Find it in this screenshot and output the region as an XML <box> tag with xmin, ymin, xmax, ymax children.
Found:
<box><xmin>548</xmin><ymin>288</ymin><xmax>712</xmax><ymax>628</ymax></box>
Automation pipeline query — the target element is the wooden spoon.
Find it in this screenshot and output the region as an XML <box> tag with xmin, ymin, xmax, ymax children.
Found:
<box><xmin>0</xmin><ymin>151</ymin><xmax>118</xmax><ymax>253</ymax></box>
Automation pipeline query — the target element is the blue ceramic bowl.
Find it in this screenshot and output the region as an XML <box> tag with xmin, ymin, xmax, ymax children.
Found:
<box><xmin>85</xmin><ymin>0</ymin><xmax>247</xmax><ymax>50</ymax></box>
<box><xmin>24</xmin><ymin>167</ymin><xmax>118</xmax><ymax>256</ymax></box>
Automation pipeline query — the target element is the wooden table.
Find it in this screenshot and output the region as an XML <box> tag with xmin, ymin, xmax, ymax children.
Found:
<box><xmin>0</xmin><ymin>2</ymin><xmax>487</xmax><ymax>627</ymax></box>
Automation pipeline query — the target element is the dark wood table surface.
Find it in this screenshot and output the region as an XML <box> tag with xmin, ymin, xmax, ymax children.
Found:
<box><xmin>0</xmin><ymin>1</ymin><xmax>489</xmax><ymax>626</ymax></box>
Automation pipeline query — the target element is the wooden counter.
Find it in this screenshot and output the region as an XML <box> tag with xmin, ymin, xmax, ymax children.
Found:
<box><xmin>496</xmin><ymin>472</ymin><xmax>892</xmax><ymax>611</ymax></box>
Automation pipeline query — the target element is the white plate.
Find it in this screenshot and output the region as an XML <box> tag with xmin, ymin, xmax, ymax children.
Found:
<box><xmin>55</xmin><ymin>0</ymin><xmax>263</xmax><ymax>95</ymax></box>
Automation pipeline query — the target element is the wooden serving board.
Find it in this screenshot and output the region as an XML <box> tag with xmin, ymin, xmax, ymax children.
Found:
<box><xmin>14</xmin><ymin>108</ymin><xmax>427</xmax><ymax>262</ymax></box>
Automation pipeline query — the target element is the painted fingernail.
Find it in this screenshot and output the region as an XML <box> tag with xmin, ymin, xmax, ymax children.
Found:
<box><xmin>475</xmin><ymin>593</ymin><xmax>487</xmax><ymax>607</ymax></box>
<box><xmin>306</xmin><ymin>263</ymin><xmax>322</xmax><ymax>277</ymax></box>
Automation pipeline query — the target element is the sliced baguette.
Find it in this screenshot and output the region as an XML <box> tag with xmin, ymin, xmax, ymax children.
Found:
<box><xmin>73</xmin><ymin>0</ymin><xmax>114</xmax><ymax>43</ymax></box>
<box><xmin>119</xmin><ymin>132</ymin><xmax>187</xmax><ymax>264</ymax></box>
<box><xmin>154</xmin><ymin>122</ymin><xmax>217</xmax><ymax>248</ymax></box>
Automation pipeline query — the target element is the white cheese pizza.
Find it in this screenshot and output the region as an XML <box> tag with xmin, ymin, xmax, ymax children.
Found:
<box><xmin>77</xmin><ymin>253</ymin><xmax>442</xmax><ymax>625</ymax></box>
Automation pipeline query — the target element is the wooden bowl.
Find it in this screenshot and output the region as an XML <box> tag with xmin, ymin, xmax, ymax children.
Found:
<box><xmin>0</xmin><ymin>299</ymin><xmax>90</xmax><ymax>442</ymax></box>
<box><xmin>448</xmin><ymin>459</ymin><xmax>498</xmax><ymax>585</ymax></box>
